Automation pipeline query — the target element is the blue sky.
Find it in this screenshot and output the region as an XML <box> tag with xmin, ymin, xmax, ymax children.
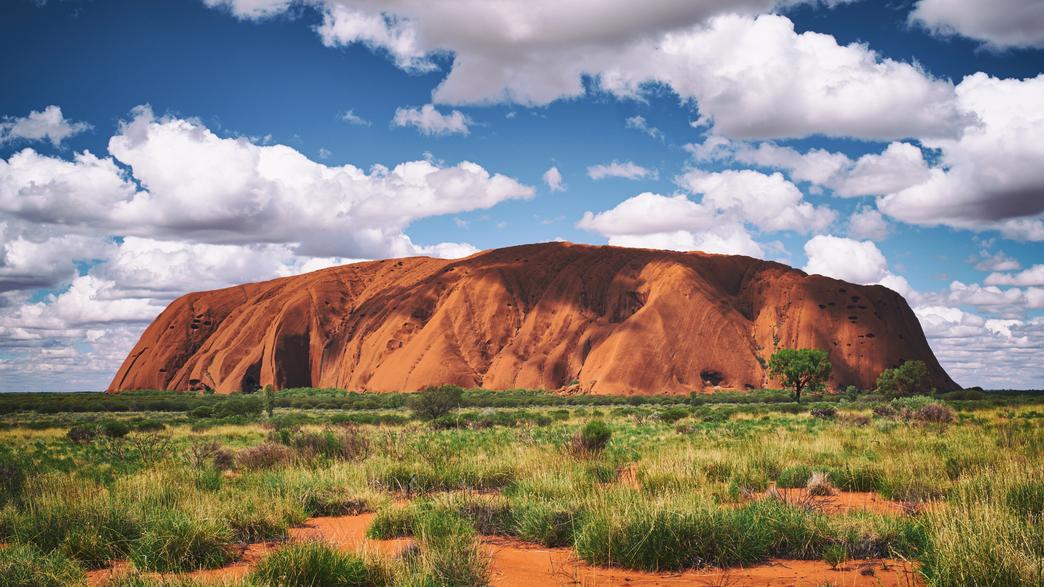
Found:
<box><xmin>1</xmin><ymin>0</ymin><xmax>1043</xmax><ymax>390</ymax></box>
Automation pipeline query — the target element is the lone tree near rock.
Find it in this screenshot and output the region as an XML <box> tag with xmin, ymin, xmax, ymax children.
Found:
<box><xmin>768</xmin><ymin>348</ymin><xmax>832</xmax><ymax>403</ymax></box>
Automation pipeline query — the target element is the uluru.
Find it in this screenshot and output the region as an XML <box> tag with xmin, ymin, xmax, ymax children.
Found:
<box><xmin>108</xmin><ymin>242</ymin><xmax>956</xmax><ymax>395</ymax></box>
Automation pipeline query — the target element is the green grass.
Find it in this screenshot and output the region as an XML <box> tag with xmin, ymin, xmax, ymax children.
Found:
<box><xmin>0</xmin><ymin>389</ymin><xmax>1039</xmax><ymax>585</ymax></box>
<box><xmin>0</xmin><ymin>543</ymin><xmax>85</xmax><ymax>587</ymax></box>
<box><xmin>249</xmin><ymin>541</ymin><xmax>389</xmax><ymax>586</ymax></box>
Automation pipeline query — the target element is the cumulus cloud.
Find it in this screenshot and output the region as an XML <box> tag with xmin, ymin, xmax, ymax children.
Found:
<box><xmin>0</xmin><ymin>105</ymin><xmax>90</xmax><ymax>146</ymax></box>
<box><xmin>202</xmin><ymin>0</ymin><xmax>295</xmax><ymax>20</ymax></box>
<box><xmin>676</xmin><ymin>169</ymin><xmax>835</xmax><ymax>233</ymax></box>
<box><xmin>578</xmin><ymin>169</ymin><xmax>834</xmax><ymax>257</ymax></box>
<box><xmin>587</xmin><ymin>161</ymin><xmax>655</xmax><ymax>181</ymax></box>
<box><xmin>392</xmin><ymin>104</ymin><xmax>471</xmax><ymax>135</ymax></box>
<box><xmin>691</xmin><ymin>137</ymin><xmax>932</xmax><ymax>197</ymax></box>
<box><xmin>878</xmin><ymin>74</ymin><xmax>1044</xmax><ymax>239</ymax></box>
<box><xmin>802</xmin><ymin>235</ymin><xmax>912</xmax><ymax>297</ymax></box>
<box><xmin>209</xmin><ymin>4</ymin><xmax>967</xmax><ymax>141</ymax></box>
<box><xmin>0</xmin><ymin>105</ymin><xmax>531</xmax><ymax>259</ymax></box>
<box><xmin>847</xmin><ymin>207</ymin><xmax>889</xmax><ymax>241</ymax></box>
<box><xmin>971</xmin><ymin>249</ymin><xmax>1022</xmax><ymax>272</ymax></box>
<box><xmin>984</xmin><ymin>264</ymin><xmax>1044</xmax><ymax>287</ymax></box>
<box><xmin>910</xmin><ymin>0</ymin><xmax>1044</xmax><ymax>49</ymax></box>
<box><xmin>543</xmin><ymin>166</ymin><xmax>565</xmax><ymax>192</ymax></box>
<box><xmin>914</xmin><ymin>306</ymin><xmax>1044</xmax><ymax>388</ymax></box>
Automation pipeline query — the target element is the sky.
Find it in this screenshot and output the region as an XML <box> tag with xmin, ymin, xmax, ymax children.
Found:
<box><xmin>1</xmin><ymin>0</ymin><xmax>1043</xmax><ymax>391</ymax></box>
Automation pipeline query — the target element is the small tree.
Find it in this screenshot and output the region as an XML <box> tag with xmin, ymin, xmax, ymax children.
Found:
<box><xmin>875</xmin><ymin>360</ymin><xmax>930</xmax><ymax>398</ymax></box>
<box><xmin>768</xmin><ymin>348</ymin><xmax>832</xmax><ymax>404</ymax></box>
<box><xmin>262</xmin><ymin>384</ymin><xmax>276</xmax><ymax>419</ymax></box>
<box><xmin>408</xmin><ymin>385</ymin><xmax>464</xmax><ymax>421</ymax></box>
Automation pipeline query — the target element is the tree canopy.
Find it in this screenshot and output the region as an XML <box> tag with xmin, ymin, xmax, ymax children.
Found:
<box><xmin>768</xmin><ymin>348</ymin><xmax>832</xmax><ymax>403</ymax></box>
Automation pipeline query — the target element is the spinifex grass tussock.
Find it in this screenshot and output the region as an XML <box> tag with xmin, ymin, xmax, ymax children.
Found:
<box><xmin>249</xmin><ymin>541</ymin><xmax>392</xmax><ymax>587</ymax></box>
<box><xmin>0</xmin><ymin>543</ymin><xmax>86</xmax><ymax>587</ymax></box>
<box><xmin>129</xmin><ymin>508</ymin><xmax>235</xmax><ymax>572</ymax></box>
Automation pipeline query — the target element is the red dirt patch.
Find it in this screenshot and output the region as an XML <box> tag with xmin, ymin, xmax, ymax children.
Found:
<box><xmin>288</xmin><ymin>512</ymin><xmax>416</xmax><ymax>557</ymax></box>
<box><xmin>767</xmin><ymin>487</ymin><xmax>908</xmax><ymax>515</ymax></box>
<box><xmin>484</xmin><ymin>537</ymin><xmax>921</xmax><ymax>586</ymax></box>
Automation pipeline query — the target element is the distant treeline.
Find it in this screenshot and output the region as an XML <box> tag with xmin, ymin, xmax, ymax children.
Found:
<box><xmin>0</xmin><ymin>386</ymin><xmax>1040</xmax><ymax>415</ymax></box>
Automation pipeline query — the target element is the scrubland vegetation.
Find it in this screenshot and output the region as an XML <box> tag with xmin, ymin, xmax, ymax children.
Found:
<box><xmin>0</xmin><ymin>386</ymin><xmax>1040</xmax><ymax>586</ymax></box>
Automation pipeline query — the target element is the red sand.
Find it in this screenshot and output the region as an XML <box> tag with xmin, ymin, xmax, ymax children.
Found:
<box><xmin>85</xmin><ymin>511</ymin><xmax>923</xmax><ymax>586</ymax></box>
<box><xmin>766</xmin><ymin>487</ymin><xmax>909</xmax><ymax>515</ymax></box>
<box><xmin>108</xmin><ymin>241</ymin><xmax>955</xmax><ymax>395</ymax></box>
<box><xmin>484</xmin><ymin>537</ymin><xmax>921</xmax><ymax>586</ymax></box>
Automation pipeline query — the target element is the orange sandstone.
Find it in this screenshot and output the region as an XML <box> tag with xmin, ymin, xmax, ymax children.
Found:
<box><xmin>108</xmin><ymin>242</ymin><xmax>957</xmax><ymax>394</ymax></box>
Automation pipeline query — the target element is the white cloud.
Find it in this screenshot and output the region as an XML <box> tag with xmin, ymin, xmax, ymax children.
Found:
<box><xmin>340</xmin><ymin>109</ymin><xmax>371</xmax><ymax>126</ymax></box>
<box><xmin>543</xmin><ymin>166</ymin><xmax>565</xmax><ymax>192</ymax></box>
<box><xmin>0</xmin><ymin>105</ymin><xmax>90</xmax><ymax>146</ymax></box>
<box><xmin>691</xmin><ymin>137</ymin><xmax>931</xmax><ymax>198</ymax></box>
<box><xmin>677</xmin><ymin>169</ymin><xmax>836</xmax><ymax>233</ymax></box>
<box><xmin>910</xmin><ymin>0</ymin><xmax>1044</xmax><ymax>49</ymax></box>
<box><xmin>802</xmin><ymin>235</ymin><xmax>912</xmax><ymax>297</ymax></box>
<box><xmin>0</xmin><ymin>106</ymin><xmax>531</xmax><ymax>259</ymax></box>
<box><xmin>202</xmin><ymin>0</ymin><xmax>294</xmax><ymax>20</ymax></box>
<box><xmin>625</xmin><ymin>115</ymin><xmax>664</xmax><ymax>140</ymax></box>
<box><xmin>944</xmin><ymin>281</ymin><xmax>1044</xmax><ymax>314</ymax></box>
<box><xmin>913</xmin><ymin>306</ymin><xmax>1044</xmax><ymax>388</ymax></box>
<box><xmin>578</xmin><ymin>170</ymin><xmax>835</xmax><ymax>258</ymax></box>
<box><xmin>971</xmin><ymin>249</ymin><xmax>1022</xmax><ymax>272</ymax></box>
<box><xmin>847</xmin><ymin>207</ymin><xmax>889</xmax><ymax>241</ymax></box>
<box><xmin>211</xmin><ymin>4</ymin><xmax>967</xmax><ymax>141</ymax></box>
<box><xmin>984</xmin><ymin>264</ymin><xmax>1044</xmax><ymax>287</ymax></box>
<box><xmin>831</xmin><ymin>142</ymin><xmax>932</xmax><ymax>197</ymax></box>
<box><xmin>587</xmin><ymin>161</ymin><xmax>655</xmax><ymax>180</ymax></box>
<box><xmin>878</xmin><ymin>73</ymin><xmax>1044</xmax><ymax>239</ymax></box>
<box><xmin>392</xmin><ymin>104</ymin><xmax>471</xmax><ymax>135</ymax></box>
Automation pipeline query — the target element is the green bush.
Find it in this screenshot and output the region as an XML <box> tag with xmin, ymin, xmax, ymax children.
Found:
<box><xmin>0</xmin><ymin>543</ymin><xmax>85</xmax><ymax>587</ymax></box>
<box><xmin>101</xmin><ymin>420</ymin><xmax>131</xmax><ymax>439</ymax></box>
<box><xmin>570</xmin><ymin>420</ymin><xmax>611</xmax><ymax>456</ymax></box>
<box><xmin>777</xmin><ymin>465</ymin><xmax>812</xmax><ymax>488</ymax></box>
<box><xmin>876</xmin><ymin>360</ymin><xmax>931</xmax><ymax>398</ymax></box>
<box><xmin>66</xmin><ymin>424</ymin><xmax>98</xmax><ymax>444</ymax></box>
<box><xmin>408</xmin><ymin>385</ymin><xmax>464</xmax><ymax>421</ymax></box>
<box><xmin>249</xmin><ymin>541</ymin><xmax>387</xmax><ymax>586</ymax></box>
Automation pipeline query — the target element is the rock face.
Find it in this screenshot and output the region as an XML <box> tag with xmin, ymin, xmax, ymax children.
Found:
<box><xmin>108</xmin><ymin>242</ymin><xmax>958</xmax><ymax>395</ymax></box>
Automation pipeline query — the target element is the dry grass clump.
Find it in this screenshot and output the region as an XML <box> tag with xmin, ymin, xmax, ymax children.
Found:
<box><xmin>806</xmin><ymin>471</ymin><xmax>837</xmax><ymax>496</ymax></box>
<box><xmin>236</xmin><ymin>442</ymin><xmax>294</xmax><ymax>470</ymax></box>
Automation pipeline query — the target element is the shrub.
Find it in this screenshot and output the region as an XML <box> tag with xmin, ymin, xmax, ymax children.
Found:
<box><xmin>873</xmin><ymin>405</ymin><xmax>897</xmax><ymax>418</ymax></box>
<box><xmin>0</xmin><ymin>543</ymin><xmax>85</xmax><ymax>587</ymax></box>
<box><xmin>101</xmin><ymin>420</ymin><xmax>131</xmax><ymax>439</ymax></box>
<box><xmin>66</xmin><ymin>424</ymin><xmax>98</xmax><ymax>444</ymax></box>
<box><xmin>408</xmin><ymin>385</ymin><xmax>464</xmax><ymax>421</ymax></box>
<box><xmin>914</xmin><ymin>403</ymin><xmax>956</xmax><ymax>424</ymax></box>
<box><xmin>237</xmin><ymin>442</ymin><xmax>294</xmax><ymax>470</ymax></box>
<box><xmin>290</xmin><ymin>426</ymin><xmax>369</xmax><ymax>461</ymax></box>
<box><xmin>875</xmin><ymin>360</ymin><xmax>930</xmax><ymax>398</ymax></box>
<box><xmin>249</xmin><ymin>541</ymin><xmax>387</xmax><ymax>586</ymax></box>
<box><xmin>810</xmin><ymin>406</ymin><xmax>837</xmax><ymax>419</ymax></box>
<box><xmin>569</xmin><ymin>420</ymin><xmax>611</xmax><ymax>456</ymax></box>
<box><xmin>189</xmin><ymin>406</ymin><xmax>213</xmax><ymax>418</ymax></box>
<box><xmin>657</xmin><ymin>407</ymin><xmax>690</xmax><ymax>423</ymax></box>
<box><xmin>129</xmin><ymin>509</ymin><xmax>234</xmax><ymax>572</ymax></box>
